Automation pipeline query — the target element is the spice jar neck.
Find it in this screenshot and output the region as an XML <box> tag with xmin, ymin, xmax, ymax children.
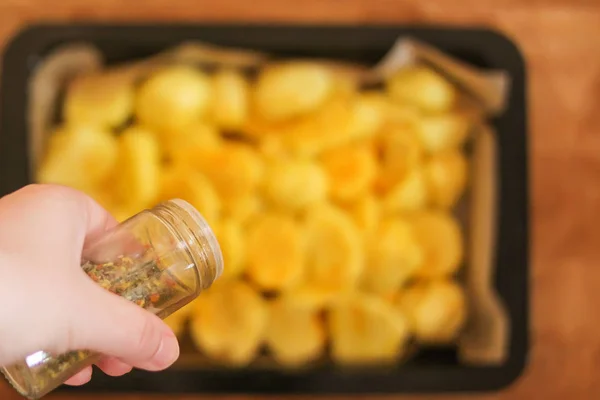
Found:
<box><xmin>150</xmin><ymin>199</ymin><xmax>223</xmax><ymax>292</ymax></box>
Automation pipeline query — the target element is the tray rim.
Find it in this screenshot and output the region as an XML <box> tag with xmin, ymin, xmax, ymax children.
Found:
<box><xmin>0</xmin><ymin>22</ymin><xmax>530</xmax><ymax>395</ymax></box>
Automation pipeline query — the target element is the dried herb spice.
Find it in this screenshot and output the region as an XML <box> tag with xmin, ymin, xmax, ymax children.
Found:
<box><xmin>22</xmin><ymin>254</ymin><xmax>191</xmax><ymax>390</ymax></box>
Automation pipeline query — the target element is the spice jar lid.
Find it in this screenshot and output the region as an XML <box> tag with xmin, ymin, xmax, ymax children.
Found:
<box><xmin>169</xmin><ymin>198</ymin><xmax>224</xmax><ymax>282</ymax></box>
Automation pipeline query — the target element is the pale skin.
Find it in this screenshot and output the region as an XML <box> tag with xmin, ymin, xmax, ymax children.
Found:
<box><xmin>0</xmin><ymin>184</ymin><xmax>180</xmax><ymax>386</ymax></box>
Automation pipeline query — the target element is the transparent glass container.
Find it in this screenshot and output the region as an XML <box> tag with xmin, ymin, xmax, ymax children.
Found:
<box><xmin>0</xmin><ymin>199</ymin><xmax>223</xmax><ymax>400</ymax></box>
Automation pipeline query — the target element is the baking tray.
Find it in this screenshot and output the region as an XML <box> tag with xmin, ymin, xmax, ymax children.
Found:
<box><xmin>0</xmin><ymin>23</ymin><xmax>529</xmax><ymax>394</ymax></box>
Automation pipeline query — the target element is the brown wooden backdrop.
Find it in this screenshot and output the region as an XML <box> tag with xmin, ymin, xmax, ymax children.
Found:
<box><xmin>1</xmin><ymin>0</ymin><xmax>599</xmax><ymax>399</ymax></box>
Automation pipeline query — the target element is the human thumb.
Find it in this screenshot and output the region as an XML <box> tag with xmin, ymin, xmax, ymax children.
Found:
<box><xmin>66</xmin><ymin>278</ymin><xmax>180</xmax><ymax>371</ymax></box>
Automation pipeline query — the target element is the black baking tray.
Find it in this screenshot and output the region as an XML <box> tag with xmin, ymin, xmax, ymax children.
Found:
<box><xmin>0</xmin><ymin>24</ymin><xmax>529</xmax><ymax>395</ymax></box>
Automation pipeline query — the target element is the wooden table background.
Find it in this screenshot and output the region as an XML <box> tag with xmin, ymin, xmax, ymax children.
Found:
<box><xmin>1</xmin><ymin>0</ymin><xmax>599</xmax><ymax>399</ymax></box>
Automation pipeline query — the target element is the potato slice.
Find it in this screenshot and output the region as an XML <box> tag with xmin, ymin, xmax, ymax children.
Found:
<box><xmin>116</xmin><ymin>126</ymin><xmax>161</xmax><ymax>209</ymax></box>
<box><xmin>211</xmin><ymin>69</ymin><xmax>249</xmax><ymax>130</ymax></box>
<box><xmin>196</xmin><ymin>143</ymin><xmax>263</xmax><ymax>204</ymax></box>
<box><xmin>265</xmin><ymin>298</ymin><xmax>326</xmax><ymax>366</ymax></box>
<box><xmin>340</xmin><ymin>193</ymin><xmax>380</xmax><ymax>235</ymax></box>
<box><xmin>254</xmin><ymin>62</ymin><xmax>334</xmax><ymax>122</ymax></box>
<box><xmin>328</xmin><ymin>293</ymin><xmax>410</xmax><ymax>364</ymax></box>
<box><xmin>163</xmin><ymin>121</ymin><xmax>222</xmax><ymax>164</ymax></box>
<box><xmin>410</xmin><ymin>211</ymin><xmax>463</xmax><ymax>278</ymax></box>
<box><xmin>135</xmin><ymin>66</ymin><xmax>211</xmax><ymax>132</ymax></box>
<box><xmin>64</xmin><ymin>72</ymin><xmax>134</xmax><ymax>128</ymax></box>
<box><xmin>190</xmin><ymin>281</ymin><xmax>267</xmax><ymax>365</ymax></box>
<box><xmin>37</xmin><ymin>125</ymin><xmax>118</xmax><ymax>192</ymax></box>
<box><xmin>377</xmin><ymin>125</ymin><xmax>424</xmax><ymax>193</ymax></box>
<box><xmin>362</xmin><ymin>219</ymin><xmax>423</xmax><ymax>295</ymax></box>
<box><xmin>426</xmin><ymin>149</ymin><xmax>468</xmax><ymax>209</ymax></box>
<box><xmin>214</xmin><ymin>219</ymin><xmax>246</xmax><ymax>280</ymax></box>
<box><xmin>158</xmin><ymin>166</ymin><xmax>221</xmax><ymax>227</ymax></box>
<box><xmin>224</xmin><ymin>194</ymin><xmax>264</xmax><ymax>226</ymax></box>
<box><xmin>321</xmin><ymin>145</ymin><xmax>377</xmax><ymax>202</ymax></box>
<box><xmin>303</xmin><ymin>204</ymin><xmax>364</xmax><ymax>291</ymax></box>
<box><xmin>164</xmin><ymin>302</ymin><xmax>195</xmax><ymax>337</ymax></box>
<box><xmin>387</xmin><ymin>66</ymin><xmax>456</xmax><ymax>113</ymax></box>
<box><xmin>417</xmin><ymin>113</ymin><xmax>471</xmax><ymax>154</ymax></box>
<box><xmin>264</xmin><ymin>159</ymin><xmax>328</xmax><ymax>211</ymax></box>
<box><xmin>382</xmin><ymin>167</ymin><xmax>429</xmax><ymax>214</ymax></box>
<box><xmin>397</xmin><ymin>280</ymin><xmax>467</xmax><ymax>343</ymax></box>
<box><xmin>246</xmin><ymin>213</ymin><xmax>305</xmax><ymax>291</ymax></box>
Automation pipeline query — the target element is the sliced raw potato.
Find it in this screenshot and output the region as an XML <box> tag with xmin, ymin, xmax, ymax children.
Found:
<box><xmin>196</xmin><ymin>143</ymin><xmax>264</xmax><ymax>203</ymax></box>
<box><xmin>320</xmin><ymin>145</ymin><xmax>377</xmax><ymax>202</ymax></box>
<box><xmin>116</xmin><ymin>126</ymin><xmax>161</xmax><ymax>209</ymax></box>
<box><xmin>303</xmin><ymin>204</ymin><xmax>364</xmax><ymax>291</ymax></box>
<box><xmin>158</xmin><ymin>166</ymin><xmax>221</xmax><ymax>226</ymax></box>
<box><xmin>64</xmin><ymin>72</ymin><xmax>134</xmax><ymax>128</ymax></box>
<box><xmin>163</xmin><ymin>122</ymin><xmax>222</xmax><ymax>163</ymax></box>
<box><xmin>328</xmin><ymin>293</ymin><xmax>410</xmax><ymax>364</ymax></box>
<box><xmin>264</xmin><ymin>159</ymin><xmax>328</xmax><ymax>211</ymax></box>
<box><xmin>135</xmin><ymin>66</ymin><xmax>212</xmax><ymax>132</ymax></box>
<box><xmin>383</xmin><ymin>167</ymin><xmax>429</xmax><ymax>214</ymax></box>
<box><xmin>211</xmin><ymin>69</ymin><xmax>249</xmax><ymax>130</ymax></box>
<box><xmin>340</xmin><ymin>194</ymin><xmax>380</xmax><ymax>235</ymax></box>
<box><xmin>224</xmin><ymin>194</ymin><xmax>263</xmax><ymax>225</ymax></box>
<box><xmin>426</xmin><ymin>149</ymin><xmax>468</xmax><ymax>209</ymax></box>
<box><xmin>214</xmin><ymin>219</ymin><xmax>246</xmax><ymax>279</ymax></box>
<box><xmin>387</xmin><ymin>66</ymin><xmax>456</xmax><ymax>113</ymax></box>
<box><xmin>37</xmin><ymin>125</ymin><xmax>118</xmax><ymax>192</ymax></box>
<box><xmin>346</xmin><ymin>92</ymin><xmax>388</xmax><ymax>139</ymax></box>
<box><xmin>397</xmin><ymin>280</ymin><xmax>467</xmax><ymax>343</ymax></box>
<box><xmin>190</xmin><ymin>281</ymin><xmax>267</xmax><ymax>365</ymax></box>
<box><xmin>410</xmin><ymin>211</ymin><xmax>463</xmax><ymax>278</ymax></box>
<box><xmin>254</xmin><ymin>62</ymin><xmax>334</xmax><ymax>121</ymax></box>
<box><xmin>279</xmin><ymin>96</ymin><xmax>357</xmax><ymax>157</ymax></box>
<box><xmin>377</xmin><ymin>125</ymin><xmax>424</xmax><ymax>193</ymax></box>
<box><xmin>265</xmin><ymin>298</ymin><xmax>326</xmax><ymax>366</ymax></box>
<box><xmin>362</xmin><ymin>219</ymin><xmax>423</xmax><ymax>295</ymax></box>
<box><xmin>246</xmin><ymin>213</ymin><xmax>305</xmax><ymax>291</ymax></box>
<box><xmin>417</xmin><ymin>113</ymin><xmax>470</xmax><ymax>154</ymax></box>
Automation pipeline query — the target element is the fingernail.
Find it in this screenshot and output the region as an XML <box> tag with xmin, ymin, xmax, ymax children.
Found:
<box><xmin>153</xmin><ymin>330</ymin><xmax>180</xmax><ymax>369</ymax></box>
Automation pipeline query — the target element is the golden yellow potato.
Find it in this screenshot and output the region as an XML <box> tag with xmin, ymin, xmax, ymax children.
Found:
<box><xmin>346</xmin><ymin>92</ymin><xmax>388</xmax><ymax>139</ymax></box>
<box><xmin>224</xmin><ymin>194</ymin><xmax>263</xmax><ymax>226</ymax></box>
<box><xmin>190</xmin><ymin>281</ymin><xmax>267</xmax><ymax>365</ymax></box>
<box><xmin>397</xmin><ymin>280</ymin><xmax>467</xmax><ymax>343</ymax></box>
<box><xmin>265</xmin><ymin>298</ymin><xmax>326</xmax><ymax>366</ymax></box>
<box><xmin>163</xmin><ymin>121</ymin><xmax>222</xmax><ymax>163</ymax></box>
<box><xmin>135</xmin><ymin>66</ymin><xmax>211</xmax><ymax>132</ymax></box>
<box><xmin>303</xmin><ymin>204</ymin><xmax>364</xmax><ymax>291</ymax></box>
<box><xmin>37</xmin><ymin>125</ymin><xmax>118</xmax><ymax>192</ymax></box>
<box><xmin>417</xmin><ymin>113</ymin><xmax>471</xmax><ymax>154</ymax></box>
<box><xmin>281</xmin><ymin>284</ymin><xmax>340</xmax><ymax>310</ymax></box>
<box><xmin>254</xmin><ymin>62</ymin><xmax>334</xmax><ymax>122</ymax></box>
<box><xmin>214</xmin><ymin>219</ymin><xmax>246</xmax><ymax>280</ymax></box>
<box><xmin>196</xmin><ymin>143</ymin><xmax>264</xmax><ymax>203</ymax></box>
<box><xmin>158</xmin><ymin>166</ymin><xmax>221</xmax><ymax>226</ymax></box>
<box><xmin>321</xmin><ymin>145</ymin><xmax>377</xmax><ymax>202</ymax></box>
<box><xmin>410</xmin><ymin>211</ymin><xmax>463</xmax><ymax>278</ymax></box>
<box><xmin>362</xmin><ymin>219</ymin><xmax>423</xmax><ymax>295</ymax></box>
<box><xmin>426</xmin><ymin>149</ymin><xmax>468</xmax><ymax>209</ymax></box>
<box><xmin>211</xmin><ymin>69</ymin><xmax>249</xmax><ymax>130</ymax></box>
<box><xmin>246</xmin><ymin>213</ymin><xmax>305</xmax><ymax>291</ymax></box>
<box><xmin>264</xmin><ymin>159</ymin><xmax>329</xmax><ymax>211</ymax></box>
<box><xmin>64</xmin><ymin>72</ymin><xmax>134</xmax><ymax>128</ymax></box>
<box><xmin>377</xmin><ymin>125</ymin><xmax>424</xmax><ymax>193</ymax></box>
<box><xmin>340</xmin><ymin>194</ymin><xmax>380</xmax><ymax>235</ymax></box>
<box><xmin>387</xmin><ymin>66</ymin><xmax>456</xmax><ymax>113</ymax></box>
<box><xmin>115</xmin><ymin>126</ymin><xmax>161</xmax><ymax>209</ymax></box>
<box><xmin>382</xmin><ymin>167</ymin><xmax>429</xmax><ymax>214</ymax></box>
<box><xmin>328</xmin><ymin>293</ymin><xmax>410</xmax><ymax>364</ymax></box>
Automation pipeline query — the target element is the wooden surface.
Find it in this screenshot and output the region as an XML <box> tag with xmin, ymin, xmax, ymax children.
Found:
<box><xmin>1</xmin><ymin>0</ymin><xmax>600</xmax><ymax>399</ymax></box>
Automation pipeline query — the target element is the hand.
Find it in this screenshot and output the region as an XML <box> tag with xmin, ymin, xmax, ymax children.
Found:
<box><xmin>0</xmin><ymin>184</ymin><xmax>180</xmax><ymax>385</ymax></box>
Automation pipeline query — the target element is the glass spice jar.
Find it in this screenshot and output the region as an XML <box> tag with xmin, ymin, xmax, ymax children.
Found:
<box><xmin>0</xmin><ymin>199</ymin><xmax>223</xmax><ymax>400</ymax></box>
